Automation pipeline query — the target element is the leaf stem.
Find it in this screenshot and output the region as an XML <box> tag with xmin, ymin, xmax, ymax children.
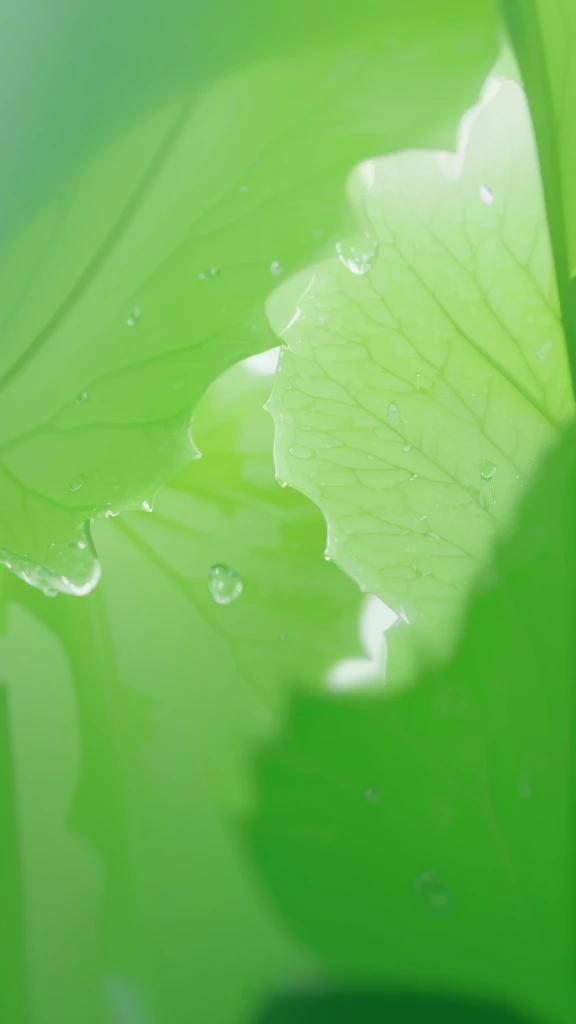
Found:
<box><xmin>501</xmin><ymin>0</ymin><xmax>576</xmax><ymax>398</ymax></box>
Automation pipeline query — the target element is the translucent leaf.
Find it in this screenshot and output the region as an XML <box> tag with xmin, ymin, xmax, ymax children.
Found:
<box><xmin>267</xmin><ymin>75</ymin><xmax>574</xmax><ymax>668</ymax></box>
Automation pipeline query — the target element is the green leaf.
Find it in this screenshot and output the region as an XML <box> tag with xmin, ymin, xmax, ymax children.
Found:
<box><xmin>267</xmin><ymin>74</ymin><xmax>574</xmax><ymax>669</ymax></box>
<box><xmin>0</xmin><ymin>0</ymin><xmax>498</xmax><ymax>596</ymax></box>
<box><xmin>248</xmin><ymin>423</ymin><xmax>576</xmax><ymax>1024</ymax></box>
<box><xmin>0</xmin><ymin>360</ymin><xmax>368</xmax><ymax>1021</ymax></box>
<box><xmin>257</xmin><ymin>991</ymin><xmax>540</xmax><ymax>1024</ymax></box>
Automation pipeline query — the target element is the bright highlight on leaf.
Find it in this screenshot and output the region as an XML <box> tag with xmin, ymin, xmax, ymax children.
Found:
<box><xmin>267</xmin><ymin>74</ymin><xmax>574</xmax><ymax>668</ymax></box>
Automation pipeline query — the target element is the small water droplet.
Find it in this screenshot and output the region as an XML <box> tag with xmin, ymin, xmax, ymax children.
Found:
<box><xmin>479</xmin><ymin>185</ymin><xmax>494</xmax><ymax>205</ymax></box>
<box><xmin>43</xmin><ymin>586</ymin><xmax>59</xmax><ymax>598</ymax></box>
<box><xmin>538</xmin><ymin>340</ymin><xmax>552</xmax><ymax>360</ymax></box>
<box><xmin>409</xmin><ymin>473</ymin><xmax>418</xmax><ymax>482</ymax></box>
<box><xmin>414</xmin><ymin>870</ymin><xmax>452</xmax><ymax>918</ymax></box>
<box><xmin>387</xmin><ymin>402</ymin><xmax>399</xmax><ymax>425</ymax></box>
<box><xmin>275</xmin><ymin>474</ymin><xmax>287</xmax><ymax>488</ymax></box>
<box><xmin>364</xmin><ymin>787</ymin><xmax>380</xmax><ymax>803</ymax></box>
<box><xmin>270</xmin><ymin>260</ymin><xmax>283</xmax><ymax>276</ymax></box>
<box><xmin>429</xmin><ymin>531</ymin><xmax>440</xmax><ymax>541</ymax></box>
<box><xmin>480</xmin><ymin>460</ymin><xmax>497</xmax><ymax>480</ymax></box>
<box><xmin>126</xmin><ymin>306</ymin><xmax>141</xmax><ymax>327</ymax></box>
<box><xmin>69</xmin><ymin>474</ymin><xmax>85</xmax><ymax>493</ymax></box>
<box><xmin>404</xmin><ymin>444</ymin><xmax>412</xmax><ymax>452</ymax></box>
<box><xmin>199</xmin><ymin>271</ymin><xmax>208</xmax><ymax>280</ymax></box>
<box><xmin>289</xmin><ymin>444</ymin><xmax>313</xmax><ymax>460</ymax></box>
<box><xmin>208</xmin><ymin>564</ymin><xmax>243</xmax><ymax>605</ymax></box>
<box><xmin>209</xmin><ymin>266</ymin><xmax>219</xmax><ymax>277</ymax></box>
<box><xmin>76</xmin><ymin>391</ymin><xmax>88</xmax><ymax>404</ymax></box>
<box><xmin>323</xmin><ymin>552</ymin><xmax>331</xmax><ymax>561</ymax></box>
<box><xmin>336</xmin><ymin>236</ymin><xmax>377</xmax><ymax>275</ymax></box>
<box><xmin>317</xmin><ymin>314</ymin><xmax>331</xmax><ymax>325</ymax></box>
<box><xmin>240</xmin><ymin>184</ymin><xmax>248</xmax><ymax>193</ymax></box>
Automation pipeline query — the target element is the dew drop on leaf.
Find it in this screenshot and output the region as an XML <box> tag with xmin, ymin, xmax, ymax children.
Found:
<box><xmin>76</xmin><ymin>391</ymin><xmax>88</xmax><ymax>404</ymax></box>
<box><xmin>207</xmin><ymin>564</ymin><xmax>243</xmax><ymax>605</ymax></box>
<box><xmin>126</xmin><ymin>305</ymin><xmax>141</xmax><ymax>327</ymax></box>
<box><xmin>289</xmin><ymin>444</ymin><xmax>313</xmax><ymax>459</ymax></box>
<box><xmin>538</xmin><ymin>340</ymin><xmax>552</xmax><ymax>360</ymax></box>
<box><xmin>270</xmin><ymin>260</ymin><xmax>283</xmax><ymax>276</ymax></box>
<box><xmin>69</xmin><ymin>474</ymin><xmax>85</xmax><ymax>492</ymax></box>
<box><xmin>364</xmin><ymin>787</ymin><xmax>381</xmax><ymax>803</ymax></box>
<box><xmin>414</xmin><ymin>870</ymin><xmax>452</xmax><ymax>918</ymax></box>
<box><xmin>387</xmin><ymin>402</ymin><xmax>399</xmax><ymax>425</ymax></box>
<box><xmin>480</xmin><ymin>459</ymin><xmax>497</xmax><ymax>480</ymax></box>
<box><xmin>479</xmin><ymin>184</ymin><xmax>494</xmax><ymax>204</ymax></box>
<box><xmin>335</xmin><ymin>236</ymin><xmax>377</xmax><ymax>276</ymax></box>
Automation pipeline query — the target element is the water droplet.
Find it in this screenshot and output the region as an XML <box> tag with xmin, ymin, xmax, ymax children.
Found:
<box><xmin>275</xmin><ymin>474</ymin><xmax>287</xmax><ymax>488</ymax></box>
<box><xmin>209</xmin><ymin>266</ymin><xmax>219</xmax><ymax>277</ymax></box>
<box><xmin>270</xmin><ymin>260</ymin><xmax>283</xmax><ymax>276</ymax></box>
<box><xmin>317</xmin><ymin>314</ymin><xmax>331</xmax><ymax>325</ymax></box>
<box><xmin>414</xmin><ymin>870</ymin><xmax>452</xmax><ymax>918</ymax></box>
<box><xmin>336</xmin><ymin>236</ymin><xmax>377</xmax><ymax>276</ymax></box>
<box><xmin>387</xmin><ymin>402</ymin><xmax>399</xmax><ymax>425</ymax></box>
<box><xmin>364</xmin><ymin>787</ymin><xmax>380</xmax><ymax>803</ymax></box>
<box><xmin>429</xmin><ymin>531</ymin><xmax>440</xmax><ymax>541</ymax></box>
<box><xmin>208</xmin><ymin>564</ymin><xmax>243</xmax><ymax>605</ymax></box>
<box><xmin>289</xmin><ymin>444</ymin><xmax>313</xmax><ymax>460</ymax></box>
<box><xmin>479</xmin><ymin>185</ymin><xmax>494</xmax><ymax>205</ymax></box>
<box><xmin>199</xmin><ymin>271</ymin><xmax>208</xmax><ymax>280</ymax></box>
<box><xmin>404</xmin><ymin>444</ymin><xmax>412</xmax><ymax>452</ymax></box>
<box><xmin>69</xmin><ymin>474</ymin><xmax>85</xmax><ymax>493</ymax></box>
<box><xmin>415</xmin><ymin>372</ymin><xmax>435</xmax><ymax>392</ymax></box>
<box><xmin>126</xmin><ymin>306</ymin><xmax>141</xmax><ymax>327</ymax></box>
<box><xmin>240</xmin><ymin>184</ymin><xmax>248</xmax><ymax>193</ymax></box>
<box><xmin>538</xmin><ymin>340</ymin><xmax>552</xmax><ymax>360</ymax></box>
<box><xmin>409</xmin><ymin>473</ymin><xmax>418</xmax><ymax>482</ymax></box>
<box><xmin>480</xmin><ymin>460</ymin><xmax>497</xmax><ymax>480</ymax></box>
<box><xmin>76</xmin><ymin>391</ymin><xmax>88</xmax><ymax>404</ymax></box>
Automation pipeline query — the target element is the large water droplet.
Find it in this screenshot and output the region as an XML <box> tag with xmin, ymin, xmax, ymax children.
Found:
<box><xmin>289</xmin><ymin>444</ymin><xmax>313</xmax><ymax>460</ymax></box>
<box><xmin>335</xmin><ymin>236</ymin><xmax>377</xmax><ymax>276</ymax></box>
<box><xmin>126</xmin><ymin>306</ymin><xmax>141</xmax><ymax>327</ymax></box>
<box><xmin>414</xmin><ymin>870</ymin><xmax>452</xmax><ymax>918</ymax></box>
<box><xmin>208</xmin><ymin>564</ymin><xmax>243</xmax><ymax>605</ymax></box>
<box><xmin>69</xmin><ymin>474</ymin><xmax>85</xmax><ymax>492</ymax></box>
<box><xmin>480</xmin><ymin>460</ymin><xmax>497</xmax><ymax>480</ymax></box>
<box><xmin>387</xmin><ymin>402</ymin><xmax>399</xmax><ymax>425</ymax></box>
<box><xmin>479</xmin><ymin>185</ymin><xmax>494</xmax><ymax>205</ymax></box>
